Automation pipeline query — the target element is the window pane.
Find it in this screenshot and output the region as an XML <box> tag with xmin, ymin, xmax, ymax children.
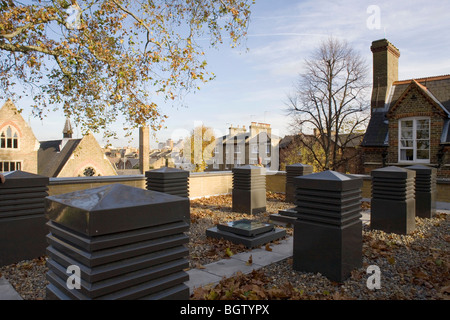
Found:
<box><xmin>417</xmin><ymin>140</ymin><xmax>429</xmax><ymax>150</ymax></box>
<box><xmin>3</xmin><ymin>162</ymin><xmax>9</xmax><ymax>171</ymax></box>
<box><xmin>0</xmin><ymin>138</ymin><xmax>5</xmax><ymax>148</ymax></box>
<box><xmin>7</xmin><ymin>138</ymin><xmax>12</xmax><ymax>148</ymax></box>
<box><xmin>401</xmin><ymin>120</ymin><xmax>413</xmax><ymax>128</ymax></box>
<box><xmin>400</xmin><ymin>149</ymin><xmax>414</xmax><ymax>161</ymax></box>
<box><xmin>0</xmin><ymin>162</ymin><xmax>3</xmax><ymax>172</ymax></box>
<box><xmin>6</xmin><ymin>126</ymin><xmax>12</xmax><ymax>137</ymax></box>
<box><xmin>417</xmin><ymin>150</ymin><xmax>429</xmax><ymax>160</ymax></box>
<box><xmin>16</xmin><ymin>162</ymin><xmax>21</xmax><ymax>170</ymax></box>
<box><xmin>417</xmin><ymin>119</ymin><xmax>429</xmax><ymax>129</ymax></box>
<box><xmin>401</xmin><ymin>129</ymin><xmax>413</xmax><ymax>139</ymax></box>
<box><xmin>416</xmin><ymin>129</ymin><xmax>429</xmax><ymax>139</ymax></box>
<box><xmin>401</xmin><ymin>140</ymin><xmax>413</xmax><ymax>148</ymax></box>
<box><xmin>10</xmin><ymin>162</ymin><xmax>15</xmax><ymax>171</ymax></box>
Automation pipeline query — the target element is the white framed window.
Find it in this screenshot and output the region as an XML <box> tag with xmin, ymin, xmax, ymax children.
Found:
<box><xmin>266</xmin><ymin>144</ymin><xmax>271</xmax><ymax>154</ymax></box>
<box><xmin>0</xmin><ymin>161</ymin><xmax>22</xmax><ymax>172</ymax></box>
<box><xmin>399</xmin><ymin>117</ymin><xmax>430</xmax><ymax>163</ymax></box>
<box><xmin>0</xmin><ymin>126</ymin><xmax>19</xmax><ymax>149</ymax></box>
<box><xmin>214</xmin><ymin>146</ymin><xmax>219</xmax><ymax>154</ymax></box>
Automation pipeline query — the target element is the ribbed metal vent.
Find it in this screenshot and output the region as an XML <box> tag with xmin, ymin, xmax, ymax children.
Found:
<box><xmin>291</xmin><ymin>170</ymin><xmax>363</xmax><ymax>283</ymax></box>
<box><xmin>231</xmin><ymin>165</ymin><xmax>266</xmax><ymax>214</ymax></box>
<box><xmin>371</xmin><ymin>166</ymin><xmax>416</xmax><ymax>234</ymax></box>
<box><xmin>406</xmin><ymin>165</ymin><xmax>437</xmax><ymax>218</ymax></box>
<box><xmin>145</xmin><ymin>167</ymin><xmax>189</xmax><ymax>198</ymax></box>
<box><xmin>285</xmin><ymin>163</ymin><xmax>313</xmax><ymax>203</ymax></box>
<box><xmin>45</xmin><ymin>184</ymin><xmax>190</xmax><ymax>300</ymax></box>
<box><xmin>0</xmin><ymin>171</ymin><xmax>49</xmax><ymax>267</ymax></box>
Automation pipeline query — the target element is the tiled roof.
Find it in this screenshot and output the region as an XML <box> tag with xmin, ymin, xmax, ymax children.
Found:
<box><xmin>38</xmin><ymin>139</ymin><xmax>81</xmax><ymax>177</ymax></box>
<box><xmin>361</xmin><ymin>111</ymin><xmax>389</xmax><ymax>147</ymax></box>
<box><xmin>389</xmin><ymin>75</ymin><xmax>450</xmax><ymax>113</ymax></box>
<box><xmin>364</xmin><ymin>74</ymin><xmax>450</xmax><ymax>147</ymax></box>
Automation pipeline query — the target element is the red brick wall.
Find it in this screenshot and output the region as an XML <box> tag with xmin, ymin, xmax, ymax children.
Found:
<box><xmin>386</xmin><ymin>86</ymin><xmax>449</xmax><ymax>178</ymax></box>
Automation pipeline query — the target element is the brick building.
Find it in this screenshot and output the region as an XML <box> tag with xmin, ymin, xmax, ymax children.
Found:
<box><xmin>362</xmin><ymin>39</ymin><xmax>450</xmax><ymax>178</ymax></box>
<box><xmin>0</xmin><ymin>99</ymin><xmax>39</xmax><ymax>173</ymax></box>
<box><xmin>0</xmin><ymin>99</ymin><xmax>117</xmax><ymax>177</ymax></box>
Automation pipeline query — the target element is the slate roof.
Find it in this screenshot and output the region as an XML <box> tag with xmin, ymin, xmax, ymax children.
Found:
<box><xmin>390</xmin><ymin>75</ymin><xmax>450</xmax><ymax>113</ymax></box>
<box><xmin>361</xmin><ymin>111</ymin><xmax>389</xmax><ymax>147</ymax></box>
<box><xmin>38</xmin><ymin>139</ymin><xmax>81</xmax><ymax>177</ymax></box>
<box><xmin>362</xmin><ymin>75</ymin><xmax>450</xmax><ymax>147</ymax></box>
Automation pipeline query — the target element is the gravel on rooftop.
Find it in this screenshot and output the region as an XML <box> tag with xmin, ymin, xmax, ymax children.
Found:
<box><xmin>0</xmin><ymin>192</ymin><xmax>448</xmax><ymax>300</ymax></box>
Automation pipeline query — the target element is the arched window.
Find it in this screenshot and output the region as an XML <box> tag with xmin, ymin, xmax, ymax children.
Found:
<box><xmin>83</xmin><ymin>167</ymin><xmax>96</xmax><ymax>176</ymax></box>
<box><xmin>0</xmin><ymin>126</ymin><xmax>19</xmax><ymax>149</ymax></box>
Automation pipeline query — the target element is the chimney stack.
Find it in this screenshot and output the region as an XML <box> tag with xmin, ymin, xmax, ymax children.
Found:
<box><xmin>370</xmin><ymin>39</ymin><xmax>400</xmax><ymax>111</ymax></box>
<box><xmin>139</xmin><ymin>126</ymin><xmax>150</xmax><ymax>174</ymax></box>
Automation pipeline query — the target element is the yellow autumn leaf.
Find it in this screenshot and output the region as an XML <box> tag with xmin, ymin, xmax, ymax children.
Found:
<box><xmin>388</xmin><ymin>256</ymin><xmax>395</xmax><ymax>265</ymax></box>
<box><xmin>207</xmin><ymin>289</ymin><xmax>219</xmax><ymax>300</ymax></box>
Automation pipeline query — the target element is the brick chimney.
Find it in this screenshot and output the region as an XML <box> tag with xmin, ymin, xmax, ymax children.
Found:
<box><xmin>370</xmin><ymin>39</ymin><xmax>400</xmax><ymax>111</ymax></box>
<box><xmin>139</xmin><ymin>126</ymin><xmax>150</xmax><ymax>173</ymax></box>
<box><xmin>229</xmin><ymin>124</ymin><xmax>246</xmax><ymax>136</ymax></box>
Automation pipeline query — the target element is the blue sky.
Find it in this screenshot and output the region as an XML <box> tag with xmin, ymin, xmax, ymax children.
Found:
<box><xmin>4</xmin><ymin>0</ymin><xmax>450</xmax><ymax>149</ymax></box>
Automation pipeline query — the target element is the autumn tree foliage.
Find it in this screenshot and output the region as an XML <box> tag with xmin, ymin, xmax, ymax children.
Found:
<box><xmin>286</xmin><ymin>37</ymin><xmax>370</xmax><ymax>171</ymax></box>
<box><xmin>0</xmin><ymin>0</ymin><xmax>253</xmax><ymax>139</ymax></box>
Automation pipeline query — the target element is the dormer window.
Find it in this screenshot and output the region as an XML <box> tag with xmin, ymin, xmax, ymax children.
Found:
<box><xmin>399</xmin><ymin>117</ymin><xmax>430</xmax><ymax>163</ymax></box>
<box><xmin>0</xmin><ymin>126</ymin><xmax>19</xmax><ymax>149</ymax></box>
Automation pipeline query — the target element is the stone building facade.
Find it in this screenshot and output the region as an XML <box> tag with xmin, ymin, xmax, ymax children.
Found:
<box><xmin>0</xmin><ymin>99</ymin><xmax>117</xmax><ymax>177</ymax></box>
<box><xmin>362</xmin><ymin>39</ymin><xmax>450</xmax><ymax>178</ymax></box>
<box><xmin>38</xmin><ymin>128</ymin><xmax>118</xmax><ymax>177</ymax></box>
<box><xmin>207</xmin><ymin>122</ymin><xmax>279</xmax><ymax>171</ymax></box>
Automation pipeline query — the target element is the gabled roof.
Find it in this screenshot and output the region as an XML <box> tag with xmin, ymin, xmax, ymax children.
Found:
<box><xmin>38</xmin><ymin>139</ymin><xmax>81</xmax><ymax>177</ymax></box>
<box><xmin>387</xmin><ymin>79</ymin><xmax>450</xmax><ymax>117</ymax></box>
<box><xmin>388</xmin><ymin>75</ymin><xmax>450</xmax><ymax>114</ymax></box>
<box><xmin>363</xmin><ymin>74</ymin><xmax>450</xmax><ymax>147</ymax></box>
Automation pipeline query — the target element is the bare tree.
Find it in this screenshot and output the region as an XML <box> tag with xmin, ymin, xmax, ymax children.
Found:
<box><xmin>286</xmin><ymin>37</ymin><xmax>370</xmax><ymax>172</ymax></box>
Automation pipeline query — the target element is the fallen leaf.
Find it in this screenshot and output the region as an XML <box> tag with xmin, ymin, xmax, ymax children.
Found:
<box><xmin>414</xmin><ymin>270</ymin><xmax>429</xmax><ymax>280</ymax></box>
<box><xmin>265</xmin><ymin>243</ymin><xmax>272</xmax><ymax>252</ymax></box>
<box><xmin>207</xmin><ymin>289</ymin><xmax>219</xmax><ymax>300</ymax></box>
<box><xmin>225</xmin><ymin>247</ymin><xmax>234</xmax><ymax>257</ymax></box>
<box><xmin>388</xmin><ymin>256</ymin><xmax>395</xmax><ymax>265</ymax></box>
<box><xmin>246</xmin><ymin>255</ymin><xmax>253</xmax><ymax>266</ymax></box>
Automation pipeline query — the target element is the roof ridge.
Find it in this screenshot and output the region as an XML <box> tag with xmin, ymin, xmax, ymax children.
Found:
<box><xmin>393</xmin><ymin>74</ymin><xmax>450</xmax><ymax>85</ymax></box>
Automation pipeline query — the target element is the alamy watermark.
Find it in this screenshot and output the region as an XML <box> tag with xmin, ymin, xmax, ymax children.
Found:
<box><xmin>169</xmin><ymin>121</ymin><xmax>280</xmax><ymax>173</ymax></box>
<box><xmin>366</xmin><ymin>5</ymin><xmax>381</xmax><ymax>30</ymax></box>
<box><xmin>366</xmin><ymin>265</ymin><xmax>381</xmax><ymax>290</ymax></box>
<box><xmin>66</xmin><ymin>4</ymin><xmax>82</xmax><ymax>30</ymax></box>
<box><xmin>66</xmin><ymin>265</ymin><xmax>81</xmax><ymax>290</ymax></box>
